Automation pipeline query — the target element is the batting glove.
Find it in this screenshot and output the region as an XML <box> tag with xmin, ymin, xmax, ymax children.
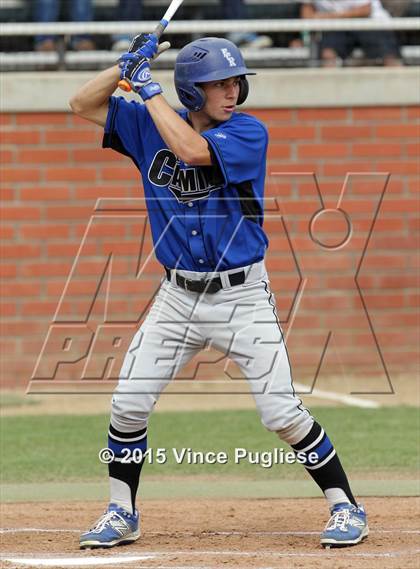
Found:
<box><xmin>126</xmin><ymin>32</ymin><xmax>171</xmax><ymax>57</ymax></box>
<box><xmin>119</xmin><ymin>53</ymin><xmax>162</xmax><ymax>101</ymax></box>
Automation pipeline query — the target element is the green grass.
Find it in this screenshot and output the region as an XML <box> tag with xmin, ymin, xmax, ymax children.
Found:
<box><xmin>0</xmin><ymin>407</ymin><xmax>418</xmax><ymax>484</ymax></box>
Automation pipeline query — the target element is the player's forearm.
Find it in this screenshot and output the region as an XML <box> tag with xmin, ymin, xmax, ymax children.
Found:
<box><xmin>145</xmin><ymin>95</ymin><xmax>211</xmax><ymax>166</ymax></box>
<box><xmin>69</xmin><ymin>65</ymin><xmax>120</xmax><ymax>126</ymax></box>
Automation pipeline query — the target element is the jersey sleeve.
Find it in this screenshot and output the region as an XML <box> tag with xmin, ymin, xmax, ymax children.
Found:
<box><xmin>102</xmin><ymin>96</ymin><xmax>152</xmax><ymax>167</ymax></box>
<box><xmin>202</xmin><ymin>115</ymin><xmax>268</xmax><ymax>186</ymax></box>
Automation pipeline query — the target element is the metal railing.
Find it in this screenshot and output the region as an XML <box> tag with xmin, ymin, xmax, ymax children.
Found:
<box><xmin>1</xmin><ymin>18</ymin><xmax>419</xmax><ymax>70</ymax></box>
<box><xmin>1</xmin><ymin>17</ymin><xmax>419</xmax><ymax>35</ymax></box>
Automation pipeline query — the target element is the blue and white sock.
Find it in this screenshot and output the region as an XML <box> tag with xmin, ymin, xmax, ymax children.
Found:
<box><xmin>107</xmin><ymin>423</ymin><xmax>148</xmax><ymax>514</ymax></box>
<box><xmin>292</xmin><ymin>421</ymin><xmax>356</xmax><ymax>509</ymax></box>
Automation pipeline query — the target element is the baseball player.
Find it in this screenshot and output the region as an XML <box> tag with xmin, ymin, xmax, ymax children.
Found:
<box><xmin>70</xmin><ymin>34</ymin><xmax>368</xmax><ymax>550</ymax></box>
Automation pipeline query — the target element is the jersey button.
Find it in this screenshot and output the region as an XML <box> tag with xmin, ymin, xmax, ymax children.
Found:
<box><xmin>187</xmin><ymin>202</ymin><xmax>194</xmax><ymax>208</ymax></box>
<box><xmin>198</xmin><ymin>259</ymin><xmax>204</xmax><ymax>264</ymax></box>
<box><xmin>191</xmin><ymin>230</ymin><xmax>198</xmax><ymax>236</ymax></box>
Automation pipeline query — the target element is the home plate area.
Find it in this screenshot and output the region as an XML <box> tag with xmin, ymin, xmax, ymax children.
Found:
<box><xmin>1</xmin><ymin>498</ymin><xmax>419</xmax><ymax>569</ymax></box>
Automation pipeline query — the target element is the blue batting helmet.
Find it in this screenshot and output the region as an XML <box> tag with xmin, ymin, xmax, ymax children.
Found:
<box><xmin>174</xmin><ymin>37</ymin><xmax>256</xmax><ymax>112</ymax></box>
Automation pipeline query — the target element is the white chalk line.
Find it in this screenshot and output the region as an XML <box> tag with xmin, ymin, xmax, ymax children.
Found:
<box><xmin>293</xmin><ymin>382</ymin><xmax>380</xmax><ymax>409</ymax></box>
<box><xmin>2</xmin><ymin>557</ymin><xmax>153</xmax><ymax>568</ymax></box>
<box><xmin>1</xmin><ymin>527</ymin><xmax>420</xmax><ymax>535</ymax></box>
<box><xmin>3</xmin><ymin>549</ymin><xmax>420</xmax><ymax>566</ymax></box>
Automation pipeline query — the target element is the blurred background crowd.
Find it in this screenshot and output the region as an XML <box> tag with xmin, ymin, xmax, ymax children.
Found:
<box><xmin>1</xmin><ymin>0</ymin><xmax>419</xmax><ymax>67</ymax></box>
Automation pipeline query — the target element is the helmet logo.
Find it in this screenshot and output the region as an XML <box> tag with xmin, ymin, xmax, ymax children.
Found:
<box><xmin>221</xmin><ymin>48</ymin><xmax>236</xmax><ymax>67</ymax></box>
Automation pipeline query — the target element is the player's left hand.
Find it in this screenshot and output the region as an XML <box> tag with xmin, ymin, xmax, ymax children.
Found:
<box><xmin>119</xmin><ymin>53</ymin><xmax>152</xmax><ymax>93</ymax></box>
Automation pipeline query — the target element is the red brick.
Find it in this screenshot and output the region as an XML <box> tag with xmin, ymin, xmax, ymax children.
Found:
<box><xmin>269</xmin><ymin>125</ymin><xmax>316</xmax><ymax>140</ymax></box>
<box><xmin>0</xmin><ymin>303</ymin><xmax>16</xmax><ymax>317</ymax></box>
<box><xmin>0</xmin><ymin>114</ymin><xmax>13</xmax><ymax>126</ymax></box>
<box><xmin>298</xmin><ymin>108</ymin><xmax>349</xmax><ymax>121</ymax></box>
<box><xmin>19</xmin><ymin>149</ymin><xmax>69</xmax><ymax>163</ymax></box>
<box><xmin>20</xmin><ymin>263</ymin><xmax>71</xmax><ymax>277</ymax></box>
<box><xmin>406</xmin><ymin>143</ymin><xmax>419</xmax><ymax>157</ymax></box>
<box><xmin>322</xmin><ymin>163</ymin><xmax>377</xmax><ymax>176</ymax></box>
<box><xmin>20</xmin><ymin>224</ymin><xmax>70</xmax><ymax>239</ymax></box>
<box><xmin>407</xmin><ymin>293</ymin><xmax>419</xmax><ymax>307</ymax></box>
<box><xmin>74</xmin><ymin>222</ymin><xmax>127</xmax><ymax>238</ymax></box>
<box><xmin>20</xmin><ymin>187</ymin><xmax>70</xmax><ymax>201</ymax></box>
<box><xmin>1</xmin><ymin>283</ymin><xmax>41</xmax><ymax>297</ymax></box>
<box><xmin>46</xmin><ymin>205</ymin><xmax>93</xmax><ymax>219</ymax></box>
<box><xmin>270</xmin><ymin>163</ymin><xmax>318</xmax><ymax>174</ymax></box>
<box><xmin>16</xmin><ymin>113</ymin><xmax>68</xmax><ymax>125</ymax></box>
<box><xmin>46</xmin><ymin>168</ymin><xmax>96</xmax><ymax>182</ymax></box>
<box><xmin>376</xmin><ymin>124</ymin><xmax>420</xmax><ymax>138</ymax></box>
<box><xmin>72</xmin><ymin>149</ymin><xmax>122</xmax><ymax>163</ymax></box>
<box><xmin>361</xmin><ymin>254</ymin><xmax>406</xmax><ymax>268</ymax></box>
<box><xmin>408</xmin><ymin>180</ymin><xmax>420</xmax><ymax>193</ymax></box>
<box><xmin>352</xmin><ymin>143</ymin><xmax>402</xmax><ymax>158</ymax></box>
<box><xmin>408</xmin><ymin>218</ymin><xmax>420</xmax><ymax>232</ymax></box>
<box><xmin>1</xmin><ymin>322</ymin><xmax>45</xmax><ymax>335</ymax></box>
<box><xmin>0</xmin><ymin>226</ymin><xmax>14</xmax><ymax>239</ymax></box>
<box><xmin>363</xmin><ymin>294</ymin><xmax>405</xmax><ymax>308</ymax></box>
<box><xmin>253</xmin><ymin>109</ymin><xmax>294</xmax><ymax>122</ymax></box>
<box><xmin>406</xmin><ymin>107</ymin><xmax>420</xmax><ymax>119</ymax></box>
<box><xmin>101</xmin><ymin>168</ymin><xmax>140</xmax><ymax>182</ymax></box>
<box><xmin>0</xmin><ymin>187</ymin><xmax>15</xmax><ymax>200</ymax></box>
<box><xmin>74</xmin><ymin>185</ymin><xmax>130</xmax><ymax>200</ymax></box>
<box><xmin>267</xmin><ymin>144</ymin><xmax>291</xmax><ymax>160</ymax></box>
<box><xmin>0</xmin><ymin>264</ymin><xmax>17</xmax><ymax>278</ymax></box>
<box><xmin>47</xmin><ymin>243</ymin><xmax>96</xmax><ymax>257</ymax></box>
<box><xmin>382</xmin><ymin>199</ymin><xmax>418</xmax><ymax>213</ymax></box>
<box><xmin>0</xmin><ymin>131</ymin><xmax>41</xmax><ymax>144</ymax></box>
<box><xmin>2</xmin><ymin>206</ymin><xmax>41</xmax><ymax>220</ymax></box>
<box><xmin>321</xmin><ymin>125</ymin><xmax>372</xmax><ymax>140</ymax></box>
<box><xmin>0</xmin><ymin>150</ymin><xmax>14</xmax><ymax>163</ymax></box>
<box><xmin>376</xmin><ymin>161</ymin><xmax>420</xmax><ymax>175</ymax></box>
<box><xmin>298</xmin><ymin>143</ymin><xmax>348</xmax><ymax>159</ymax></box>
<box><xmin>0</xmin><ymin>244</ymin><xmax>41</xmax><ymax>259</ymax></box>
<box><xmin>375</xmin><ymin>275</ymin><xmax>418</xmax><ymax>288</ymax></box>
<box><xmin>45</xmin><ymin>130</ymin><xmax>99</xmax><ymax>144</ymax></box>
<box><xmin>1</xmin><ymin>168</ymin><xmax>40</xmax><ymax>183</ymax></box>
<box><xmin>20</xmin><ymin>301</ymin><xmax>59</xmax><ymax>316</ymax></box>
<box><xmin>352</xmin><ymin>107</ymin><xmax>402</xmax><ymax>121</ymax></box>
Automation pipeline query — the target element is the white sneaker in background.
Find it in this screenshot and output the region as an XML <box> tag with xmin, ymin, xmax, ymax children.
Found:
<box><xmin>240</xmin><ymin>35</ymin><xmax>273</xmax><ymax>49</ymax></box>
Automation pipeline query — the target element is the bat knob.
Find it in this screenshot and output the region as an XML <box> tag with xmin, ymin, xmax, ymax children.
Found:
<box><xmin>118</xmin><ymin>79</ymin><xmax>132</xmax><ymax>92</ymax></box>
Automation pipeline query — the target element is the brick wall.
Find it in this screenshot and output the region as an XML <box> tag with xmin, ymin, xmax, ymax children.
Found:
<box><xmin>1</xmin><ymin>106</ymin><xmax>419</xmax><ymax>391</ymax></box>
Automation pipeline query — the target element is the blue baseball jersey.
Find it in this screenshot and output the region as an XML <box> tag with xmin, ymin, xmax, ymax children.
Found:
<box><xmin>103</xmin><ymin>96</ymin><xmax>269</xmax><ymax>271</ymax></box>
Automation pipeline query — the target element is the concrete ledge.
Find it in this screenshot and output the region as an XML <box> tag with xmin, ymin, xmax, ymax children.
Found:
<box><xmin>1</xmin><ymin>67</ymin><xmax>419</xmax><ymax>112</ymax></box>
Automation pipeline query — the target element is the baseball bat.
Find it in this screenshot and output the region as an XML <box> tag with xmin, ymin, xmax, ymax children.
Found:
<box><xmin>118</xmin><ymin>0</ymin><xmax>185</xmax><ymax>93</ymax></box>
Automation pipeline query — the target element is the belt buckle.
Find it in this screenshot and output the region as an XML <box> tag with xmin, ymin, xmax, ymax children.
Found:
<box><xmin>184</xmin><ymin>278</ymin><xmax>204</xmax><ymax>293</ymax></box>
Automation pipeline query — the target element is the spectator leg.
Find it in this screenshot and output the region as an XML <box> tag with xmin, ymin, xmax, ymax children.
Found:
<box><xmin>356</xmin><ymin>31</ymin><xmax>402</xmax><ymax>67</ymax></box>
<box><xmin>221</xmin><ymin>0</ymin><xmax>272</xmax><ymax>49</ymax></box>
<box><xmin>321</xmin><ymin>48</ymin><xmax>341</xmax><ymax>67</ymax></box>
<box><xmin>112</xmin><ymin>0</ymin><xmax>144</xmax><ymax>51</ymax></box>
<box><xmin>33</xmin><ymin>0</ymin><xmax>59</xmax><ymax>50</ymax></box>
<box><xmin>319</xmin><ymin>32</ymin><xmax>353</xmax><ymax>67</ymax></box>
<box><xmin>70</xmin><ymin>0</ymin><xmax>96</xmax><ymax>50</ymax></box>
<box><xmin>221</xmin><ymin>0</ymin><xmax>246</xmax><ymax>19</ymax></box>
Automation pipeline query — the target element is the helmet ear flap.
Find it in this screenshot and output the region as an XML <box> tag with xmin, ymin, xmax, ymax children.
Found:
<box><xmin>193</xmin><ymin>84</ymin><xmax>206</xmax><ymax>111</ymax></box>
<box><xmin>237</xmin><ymin>77</ymin><xmax>249</xmax><ymax>106</ymax></box>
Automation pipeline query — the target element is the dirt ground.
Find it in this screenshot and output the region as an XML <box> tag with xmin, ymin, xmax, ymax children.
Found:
<box><xmin>1</xmin><ymin>497</ymin><xmax>419</xmax><ymax>569</ymax></box>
